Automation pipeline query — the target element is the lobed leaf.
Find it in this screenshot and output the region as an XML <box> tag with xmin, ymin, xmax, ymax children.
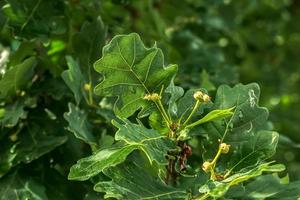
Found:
<box><xmin>94</xmin><ymin>33</ymin><xmax>177</xmax><ymax>118</ymax></box>
<box><xmin>0</xmin><ymin>57</ymin><xmax>36</xmax><ymax>100</ymax></box>
<box><xmin>113</xmin><ymin>119</ymin><xmax>176</xmax><ymax>165</ymax></box>
<box><xmin>64</xmin><ymin>103</ymin><xmax>96</xmax><ymax>147</ymax></box>
<box><xmin>94</xmin><ymin>160</ymin><xmax>188</xmax><ymax>200</ymax></box>
<box><xmin>68</xmin><ymin>145</ymin><xmax>139</xmax><ymax>181</ymax></box>
<box><xmin>199</xmin><ymin>163</ymin><xmax>285</xmax><ymax>198</ymax></box>
<box><xmin>61</xmin><ymin>56</ymin><xmax>85</xmax><ymax>105</ymax></box>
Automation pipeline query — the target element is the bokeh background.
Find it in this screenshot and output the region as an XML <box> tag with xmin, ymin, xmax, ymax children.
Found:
<box><xmin>0</xmin><ymin>0</ymin><xmax>299</xmax><ymax>199</ymax></box>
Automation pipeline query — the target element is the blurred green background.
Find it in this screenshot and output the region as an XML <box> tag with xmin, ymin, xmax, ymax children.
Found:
<box><xmin>0</xmin><ymin>0</ymin><xmax>300</xmax><ymax>199</ymax></box>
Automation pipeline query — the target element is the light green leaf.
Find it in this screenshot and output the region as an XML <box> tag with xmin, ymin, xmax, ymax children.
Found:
<box><xmin>64</xmin><ymin>103</ymin><xmax>96</xmax><ymax>146</ymax></box>
<box><xmin>199</xmin><ymin>163</ymin><xmax>285</xmax><ymax>198</ymax></box>
<box><xmin>94</xmin><ymin>160</ymin><xmax>188</xmax><ymax>200</ymax></box>
<box><xmin>113</xmin><ymin>119</ymin><xmax>175</xmax><ymax>165</ymax></box>
<box><xmin>68</xmin><ymin>145</ymin><xmax>139</xmax><ymax>181</ymax></box>
<box><xmin>0</xmin><ymin>171</ymin><xmax>48</xmax><ymax>200</ymax></box>
<box><xmin>94</xmin><ymin>33</ymin><xmax>177</xmax><ymax>118</ymax></box>
<box><xmin>186</xmin><ymin>107</ymin><xmax>234</xmax><ymax>128</ymax></box>
<box><xmin>0</xmin><ymin>57</ymin><xmax>36</xmax><ymax>100</ymax></box>
<box><xmin>61</xmin><ymin>56</ymin><xmax>85</xmax><ymax>105</ymax></box>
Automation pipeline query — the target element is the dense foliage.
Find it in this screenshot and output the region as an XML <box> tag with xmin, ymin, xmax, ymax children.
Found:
<box><xmin>0</xmin><ymin>0</ymin><xmax>300</xmax><ymax>199</ymax></box>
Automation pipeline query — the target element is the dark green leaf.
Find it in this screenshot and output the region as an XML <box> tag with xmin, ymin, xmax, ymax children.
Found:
<box><xmin>64</xmin><ymin>103</ymin><xmax>96</xmax><ymax>147</ymax></box>
<box><xmin>0</xmin><ymin>171</ymin><xmax>48</xmax><ymax>200</ymax></box>
<box><xmin>0</xmin><ymin>57</ymin><xmax>36</xmax><ymax>100</ymax></box>
<box><xmin>61</xmin><ymin>56</ymin><xmax>85</xmax><ymax>105</ymax></box>
<box><xmin>94</xmin><ymin>160</ymin><xmax>188</xmax><ymax>200</ymax></box>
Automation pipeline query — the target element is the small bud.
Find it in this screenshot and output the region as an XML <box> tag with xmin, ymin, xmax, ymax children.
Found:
<box><xmin>220</xmin><ymin>143</ymin><xmax>231</xmax><ymax>154</ymax></box>
<box><xmin>193</xmin><ymin>91</ymin><xmax>204</xmax><ymax>101</ymax></box>
<box><xmin>202</xmin><ymin>161</ymin><xmax>213</xmax><ymax>173</ymax></box>
<box><xmin>20</xmin><ymin>91</ymin><xmax>26</xmax><ymax>96</ymax></box>
<box><xmin>9</xmin><ymin>133</ymin><xmax>18</xmax><ymax>142</ymax></box>
<box><xmin>84</xmin><ymin>83</ymin><xmax>91</xmax><ymax>91</ymax></box>
<box><xmin>202</xmin><ymin>94</ymin><xmax>211</xmax><ymax>103</ymax></box>
<box><xmin>143</xmin><ymin>93</ymin><xmax>161</xmax><ymax>101</ymax></box>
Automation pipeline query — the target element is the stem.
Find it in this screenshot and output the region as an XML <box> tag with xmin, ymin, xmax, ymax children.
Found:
<box><xmin>182</xmin><ymin>100</ymin><xmax>200</xmax><ymax>127</ymax></box>
<box><xmin>88</xmin><ymin>82</ymin><xmax>93</xmax><ymax>105</ymax></box>
<box><xmin>158</xmin><ymin>100</ymin><xmax>171</xmax><ymax>123</ymax></box>
<box><xmin>194</xmin><ymin>193</ymin><xmax>210</xmax><ymax>200</ymax></box>
<box><xmin>154</xmin><ymin>101</ymin><xmax>171</xmax><ymax>127</ymax></box>
<box><xmin>208</xmin><ymin>144</ymin><xmax>223</xmax><ymax>180</ymax></box>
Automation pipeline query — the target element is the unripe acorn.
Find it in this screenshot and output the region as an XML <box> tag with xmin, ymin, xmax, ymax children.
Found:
<box><xmin>84</xmin><ymin>83</ymin><xmax>91</xmax><ymax>91</ymax></box>
<box><xmin>143</xmin><ymin>93</ymin><xmax>161</xmax><ymax>101</ymax></box>
<box><xmin>193</xmin><ymin>91</ymin><xmax>204</xmax><ymax>101</ymax></box>
<box><xmin>202</xmin><ymin>94</ymin><xmax>211</xmax><ymax>103</ymax></box>
<box><xmin>202</xmin><ymin>161</ymin><xmax>213</xmax><ymax>173</ymax></box>
<box><xmin>220</xmin><ymin>143</ymin><xmax>231</xmax><ymax>154</ymax></box>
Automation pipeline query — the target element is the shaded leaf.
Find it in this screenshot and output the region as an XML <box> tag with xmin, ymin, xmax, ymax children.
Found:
<box><xmin>64</xmin><ymin>103</ymin><xmax>96</xmax><ymax>146</ymax></box>
<box><xmin>72</xmin><ymin>17</ymin><xmax>106</xmax><ymax>70</ymax></box>
<box><xmin>0</xmin><ymin>171</ymin><xmax>48</xmax><ymax>200</ymax></box>
<box><xmin>0</xmin><ymin>100</ymin><xmax>27</xmax><ymax>127</ymax></box>
<box><xmin>0</xmin><ymin>126</ymin><xmax>67</xmax><ymax>177</ymax></box>
<box><xmin>200</xmin><ymin>70</ymin><xmax>216</xmax><ymax>91</ymax></box>
<box><xmin>61</xmin><ymin>56</ymin><xmax>85</xmax><ymax>105</ymax></box>
<box><xmin>0</xmin><ymin>57</ymin><xmax>36</xmax><ymax>100</ymax></box>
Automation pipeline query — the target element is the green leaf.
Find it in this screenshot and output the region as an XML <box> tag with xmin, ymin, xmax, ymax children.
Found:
<box><xmin>69</xmin><ymin>119</ymin><xmax>175</xmax><ymax>181</ymax></box>
<box><xmin>61</xmin><ymin>56</ymin><xmax>85</xmax><ymax>105</ymax></box>
<box><xmin>12</xmin><ymin>134</ymin><xmax>68</xmax><ymax>167</ymax></box>
<box><xmin>176</xmin><ymin>89</ymin><xmax>210</xmax><ymax>122</ymax></box>
<box><xmin>201</xmin><ymin>83</ymin><xmax>273</xmax><ymax>171</ymax></box>
<box><xmin>64</xmin><ymin>103</ymin><xmax>96</xmax><ymax>147</ymax></box>
<box><xmin>0</xmin><ymin>100</ymin><xmax>27</xmax><ymax>127</ymax></box>
<box><xmin>226</xmin><ymin>174</ymin><xmax>300</xmax><ymax>200</ymax></box>
<box><xmin>94</xmin><ymin>33</ymin><xmax>177</xmax><ymax>118</ymax></box>
<box><xmin>3</xmin><ymin>0</ymin><xmax>66</xmax><ymax>39</ymax></box>
<box><xmin>213</xmin><ymin>83</ymin><xmax>269</xmax><ymax>134</ymax></box>
<box><xmin>72</xmin><ymin>16</ymin><xmax>106</xmax><ymax>69</ymax></box>
<box><xmin>0</xmin><ymin>126</ymin><xmax>67</xmax><ymax>177</ymax></box>
<box><xmin>186</xmin><ymin>107</ymin><xmax>234</xmax><ymax>128</ymax></box>
<box><xmin>200</xmin><ymin>70</ymin><xmax>216</xmax><ymax>91</ymax></box>
<box><xmin>113</xmin><ymin>119</ymin><xmax>175</xmax><ymax>165</ymax></box>
<box><xmin>68</xmin><ymin>145</ymin><xmax>139</xmax><ymax>181</ymax></box>
<box><xmin>199</xmin><ymin>163</ymin><xmax>285</xmax><ymax>198</ymax></box>
<box><xmin>0</xmin><ymin>57</ymin><xmax>36</xmax><ymax>100</ymax></box>
<box><xmin>165</xmin><ymin>80</ymin><xmax>184</xmax><ymax>117</ymax></box>
<box><xmin>0</xmin><ymin>171</ymin><xmax>48</xmax><ymax>200</ymax></box>
<box><xmin>94</xmin><ymin>160</ymin><xmax>188</xmax><ymax>200</ymax></box>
